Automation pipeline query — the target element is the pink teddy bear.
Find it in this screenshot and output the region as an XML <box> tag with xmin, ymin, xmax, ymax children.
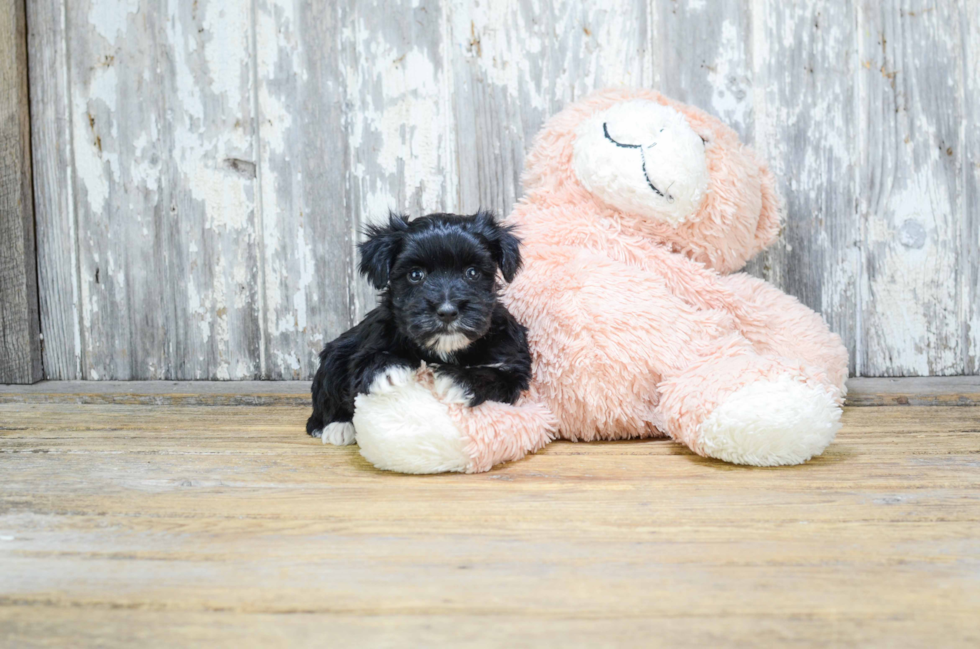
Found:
<box><xmin>351</xmin><ymin>88</ymin><xmax>849</xmax><ymax>473</ymax></box>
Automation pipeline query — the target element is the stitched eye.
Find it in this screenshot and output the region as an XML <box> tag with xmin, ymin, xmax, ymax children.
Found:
<box><xmin>407</xmin><ymin>268</ymin><xmax>426</xmax><ymax>284</ymax></box>
<box><xmin>464</xmin><ymin>267</ymin><xmax>480</xmax><ymax>281</ymax></box>
<box><xmin>603</xmin><ymin>122</ymin><xmax>642</xmax><ymax>149</ymax></box>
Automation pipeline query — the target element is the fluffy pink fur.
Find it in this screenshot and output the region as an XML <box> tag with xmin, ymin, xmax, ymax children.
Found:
<box><xmin>427</xmin><ymin>88</ymin><xmax>850</xmax><ymax>472</ymax></box>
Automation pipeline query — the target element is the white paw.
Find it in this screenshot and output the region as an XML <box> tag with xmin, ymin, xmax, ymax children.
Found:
<box><xmin>320</xmin><ymin>421</ymin><xmax>356</xmax><ymax>446</ymax></box>
<box><xmin>431</xmin><ymin>372</ymin><xmax>472</xmax><ymax>405</ymax></box>
<box><xmin>367</xmin><ymin>365</ymin><xmax>415</xmax><ymax>395</ymax></box>
<box><xmin>353</xmin><ymin>376</ymin><xmax>470</xmax><ymax>474</ymax></box>
<box><xmin>697</xmin><ymin>375</ymin><xmax>841</xmax><ymax>466</ymax></box>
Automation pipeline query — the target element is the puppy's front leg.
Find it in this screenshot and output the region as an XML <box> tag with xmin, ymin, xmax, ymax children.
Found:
<box><xmin>319</xmin><ymin>421</ymin><xmax>357</xmax><ymax>446</ymax></box>
<box><xmin>320</xmin><ymin>364</ymin><xmax>416</xmax><ymax>448</ymax></box>
<box><xmin>350</xmin><ymin>351</ymin><xmax>418</xmax><ymax>399</ymax></box>
<box><xmin>365</xmin><ymin>364</ymin><xmax>417</xmax><ymax>395</ymax></box>
<box><xmin>431</xmin><ymin>365</ymin><xmax>525</xmax><ymax>407</ymax></box>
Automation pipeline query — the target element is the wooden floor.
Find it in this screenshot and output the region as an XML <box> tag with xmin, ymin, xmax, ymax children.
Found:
<box><xmin>1</xmin><ymin>379</ymin><xmax>978</xmax><ymax>648</ymax></box>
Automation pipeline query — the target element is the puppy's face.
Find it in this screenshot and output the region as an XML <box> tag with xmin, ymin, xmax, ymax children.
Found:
<box><xmin>390</xmin><ymin>230</ymin><xmax>498</xmax><ymax>354</ymax></box>
<box><xmin>359</xmin><ymin>212</ymin><xmax>522</xmax><ymax>356</ymax></box>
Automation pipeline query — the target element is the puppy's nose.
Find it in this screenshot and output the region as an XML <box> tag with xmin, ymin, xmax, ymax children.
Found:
<box><xmin>435</xmin><ymin>302</ymin><xmax>458</xmax><ymax>323</ymax></box>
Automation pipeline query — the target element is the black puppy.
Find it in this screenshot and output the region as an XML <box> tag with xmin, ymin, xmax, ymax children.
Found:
<box><xmin>307</xmin><ymin>211</ymin><xmax>532</xmax><ymax>445</ymax></box>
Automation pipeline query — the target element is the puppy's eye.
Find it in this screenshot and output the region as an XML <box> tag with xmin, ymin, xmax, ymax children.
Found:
<box><xmin>464</xmin><ymin>267</ymin><xmax>480</xmax><ymax>281</ymax></box>
<box><xmin>407</xmin><ymin>268</ymin><xmax>426</xmax><ymax>284</ymax></box>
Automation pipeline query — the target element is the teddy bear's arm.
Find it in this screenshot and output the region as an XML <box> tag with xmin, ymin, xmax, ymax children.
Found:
<box><xmin>352</xmin><ymin>372</ymin><xmax>558</xmax><ymax>474</ymax></box>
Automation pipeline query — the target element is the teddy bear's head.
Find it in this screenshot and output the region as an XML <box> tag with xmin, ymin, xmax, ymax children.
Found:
<box><xmin>520</xmin><ymin>88</ymin><xmax>782</xmax><ymax>273</ymax></box>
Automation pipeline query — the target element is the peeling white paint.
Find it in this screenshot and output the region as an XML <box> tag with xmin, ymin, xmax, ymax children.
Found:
<box><xmin>274</xmin><ymin>350</ymin><xmax>302</xmax><ymax>373</ymax></box>
<box><xmin>866</xmin><ymin>173</ymin><xmax>959</xmax><ymax>375</ymax></box>
<box><xmin>187</xmin><ymin>279</ymin><xmax>212</xmax><ymax>344</ymax></box>
<box><xmin>71</xmin><ymin>113</ymin><xmax>109</xmax><ymax>215</ymax></box>
<box><xmin>203</xmin><ymin>1</ymin><xmax>250</xmax><ymax>102</ymax></box>
<box><xmin>291</xmin><ymin>226</ymin><xmax>315</xmax><ymax>333</ymax></box>
<box><xmin>451</xmin><ymin>0</ymin><xmax>545</xmax><ymax>109</ymax></box>
<box><xmin>72</xmin><ymin>64</ymin><xmax>120</xmax><ymax>216</ymax></box>
<box><xmin>89</xmin><ymin>0</ymin><xmax>140</xmax><ymax>44</ymax></box>
<box><xmin>169</xmin><ymin>7</ymin><xmax>205</xmax><ymax>124</ymax></box>
<box><xmin>706</xmin><ymin>20</ymin><xmax>751</xmax><ymax>133</ymax></box>
<box><xmin>363</xmin><ymin>47</ymin><xmax>446</xmax><ymax>214</ymax></box>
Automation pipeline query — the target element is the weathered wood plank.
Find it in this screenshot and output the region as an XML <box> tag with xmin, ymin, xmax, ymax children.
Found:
<box><xmin>254</xmin><ymin>0</ymin><xmax>354</xmax><ymax>379</ymax></box>
<box><xmin>2</xmin><ymin>376</ymin><xmax>978</xmax><ymax>406</ymax></box>
<box><xmin>0</xmin><ymin>402</ymin><xmax>978</xmax><ymax>646</ymax></box>
<box><xmin>858</xmin><ymin>1</ymin><xmax>965</xmax><ymax>376</ymax></box>
<box><xmin>62</xmin><ymin>0</ymin><xmax>264</xmax><ymax>379</ymax></box>
<box><xmin>1</xmin><ymin>608</ymin><xmax>975</xmax><ymax>649</ymax></box>
<box><xmin>0</xmin><ymin>379</ymin><xmax>311</xmax><ymax>406</ymax></box>
<box><xmin>963</xmin><ymin>3</ymin><xmax>980</xmax><ymax>374</ymax></box>
<box><xmin>750</xmin><ymin>0</ymin><xmax>860</xmax><ymax>376</ymax></box>
<box><xmin>342</xmin><ymin>0</ymin><xmax>458</xmax><ymax>320</ymax></box>
<box><xmin>26</xmin><ymin>0</ymin><xmax>80</xmax><ymax>381</ymax></box>
<box><xmin>0</xmin><ymin>0</ymin><xmax>43</xmax><ymax>384</ymax></box>
<box><xmin>844</xmin><ymin>375</ymin><xmax>980</xmax><ymax>406</ymax></box>
<box><xmin>655</xmin><ymin>0</ymin><xmax>753</xmax><ymax>141</ymax></box>
<box><xmin>448</xmin><ymin>0</ymin><xmax>652</xmax><ymax>216</ymax></box>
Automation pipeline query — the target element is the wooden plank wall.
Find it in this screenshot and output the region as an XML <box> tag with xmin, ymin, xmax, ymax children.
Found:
<box><xmin>24</xmin><ymin>0</ymin><xmax>980</xmax><ymax>380</ymax></box>
<box><xmin>1</xmin><ymin>0</ymin><xmax>43</xmax><ymax>384</ymax></box>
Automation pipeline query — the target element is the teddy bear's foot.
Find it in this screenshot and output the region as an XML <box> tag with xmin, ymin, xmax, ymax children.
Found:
<box><xmin>352</xmin><ymin>373</ymin><xmax>471</xmax><ymax>474</ymax></box>
<box><xmin>695</xmin><ymin>375</ymin><xmax>841</xmax><ymax>466</ymax></box>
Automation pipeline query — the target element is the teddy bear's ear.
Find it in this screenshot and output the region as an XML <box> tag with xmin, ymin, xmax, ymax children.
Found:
<box><xmin>358</xmin><ymin>212</ymin><xmax>409</xmax><ymax>289</ymax></box>
<box><xmin>471</xmin><ymin>210</ymin><xmax>523</xmax><ymax>283</ymax></box>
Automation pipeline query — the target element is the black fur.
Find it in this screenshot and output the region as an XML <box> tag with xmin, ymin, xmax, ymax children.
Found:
<box><xmin>307</xmin><ymin>212</ymin><xmax>531</xmax><ymax>438</ymax></box>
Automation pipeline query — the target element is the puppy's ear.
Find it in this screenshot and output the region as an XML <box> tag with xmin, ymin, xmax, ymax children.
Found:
<box><xmin>473</xmin><ymin>210</ymin><xmax>522</xmax><ymax>283</ymax></box>
<box><xmin>358</xmin><ymin>212</ymin><xmax>409</xmax><ymax>289</ymax></box>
